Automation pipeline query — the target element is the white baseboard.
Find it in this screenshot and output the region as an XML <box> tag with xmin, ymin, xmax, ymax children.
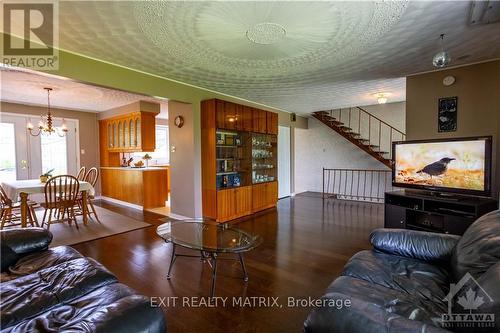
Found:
<box><xmin>98</xmin><ymin>196</ymin><xmax>143</xmax><ymax>211</ymax></box>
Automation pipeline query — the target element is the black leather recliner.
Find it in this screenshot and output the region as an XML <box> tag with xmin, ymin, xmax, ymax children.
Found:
<box><xmin>304</xmin><ymin>209</ymin><xmax>500</xmax><ymax>333</ymax></box>
<box><xmin>0</xmin><ymin>228</ymin><xmax>166</xmax><ymax>333</ymax></box>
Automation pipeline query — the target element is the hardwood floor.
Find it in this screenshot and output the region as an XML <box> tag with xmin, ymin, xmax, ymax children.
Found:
<box><xmin>72</xmin><ymin>194</ymin><xmax>384</xmax><ymax>333</ymax></box>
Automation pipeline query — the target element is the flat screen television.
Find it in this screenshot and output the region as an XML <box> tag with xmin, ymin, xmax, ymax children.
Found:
<box><xmin>392</xmin><ymin>136</ymin><xmax>492</xmax><ymax>196</ymax></box>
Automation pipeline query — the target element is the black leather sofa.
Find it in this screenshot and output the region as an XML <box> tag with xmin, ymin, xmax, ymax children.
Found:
<box><xmin>0</xmin><ymin>228</ymin><xmax>166</xmax><ymax>333</ymax></box>
<box><xmin>305</xmin><ymin>209</ymin><xmax>500</xmax><ymax>333</ymax></box>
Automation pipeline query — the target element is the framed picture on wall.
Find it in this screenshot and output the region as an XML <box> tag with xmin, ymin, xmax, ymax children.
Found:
<box><xmin>438</xmin><ymin>96</ymin><xmax>457</xmax><ymax>132</ymax></box>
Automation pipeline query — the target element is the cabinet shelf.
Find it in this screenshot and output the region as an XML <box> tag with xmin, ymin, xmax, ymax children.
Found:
<box><xmin>216</xmin><ymin>145</ymin><xmax>241</xmax><ymax>148</ymax></box>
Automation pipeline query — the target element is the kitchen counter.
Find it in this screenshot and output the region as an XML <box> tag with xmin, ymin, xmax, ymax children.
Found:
<box><xmin>100</xmin><ymin>166</ymin><xmax>169</xmax><ymax>208</ymax></box>
<box><xmin>100</xmin><ymin>166</ymin><xmax>167</xmax><ymax>172</ymax></box>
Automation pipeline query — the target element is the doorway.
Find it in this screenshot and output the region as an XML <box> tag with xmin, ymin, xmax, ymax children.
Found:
<box><xmin>278</xmin><ymin>125</ymin><xmax>291</xmax><ymax>198</ymax></box>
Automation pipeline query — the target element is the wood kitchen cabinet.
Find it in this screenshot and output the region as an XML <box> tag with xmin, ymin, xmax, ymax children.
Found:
<box><xmin>101</xmin><ymin>111</ymin><xmax>156</xmax><ymax>153</ymax></box>
<box><xmin>101</xmin><ymin>167</ymin><xmax>168</xmax><ymax>209</ymax></box>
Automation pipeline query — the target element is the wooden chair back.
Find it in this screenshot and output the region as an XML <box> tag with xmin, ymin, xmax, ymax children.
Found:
<box><xmin>84</xmin><ymin>167</ymin><xmax>99</xmax><ymax>188</ymax></box>
<box><xmin>0</xmin><ymin>185</ymin><xmax>12</xmax><ymax>206</ymax></box>
<box><xmin>76</xmin><ymin>166</ymin><xmax>86</xmax><ymax>181</ymax></box>
<box><xmin>44</xmin><ymin>175</ymin><xmax>79</xmax><ymax>209</ymax></box>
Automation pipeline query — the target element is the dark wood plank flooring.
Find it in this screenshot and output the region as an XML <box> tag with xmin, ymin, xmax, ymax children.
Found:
<box><xmin>72</xmin><ymin>194</ymin><xmax>384</xmax><ymax>333</ymax></box>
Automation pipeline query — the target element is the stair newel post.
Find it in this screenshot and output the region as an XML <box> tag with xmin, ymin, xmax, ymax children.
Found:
<box><xmin>390</xmin><ymin>128</ymin><xmax>393</xmax><ymax>160</ymax></box>
<box><xmin>348</xmin><ymin>108</ymin><xmax>351</xmax><ymax>130</ymax></box>
<box><xmin>358</xmin><ymin>108</ymin><xmax>361</xmax><ymax>137</ymax></box>
<box><xmin>378</xmin><ymin>121</ymin><xmax>382</xmax><ymax>151</ymax></box>
<box><xmin>322</xmin><ymin>168</ymin><xmax>325</xmax><ymax>199</ymax></box>
<box><xmin>368</xmin><ymin>116</ymin><xmax>371</xmax><ymax>147</ymax></box>
<box><xmin>339</xmin><ymin>108</ymin><xmax>342</xmax><ymax>125</ymax></box>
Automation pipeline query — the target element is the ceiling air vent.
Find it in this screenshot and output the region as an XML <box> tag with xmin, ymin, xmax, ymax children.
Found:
<box><xmin>469</xmin><ymin>1</ymin><xmax>500</xmax><ymax>25</ymax></box>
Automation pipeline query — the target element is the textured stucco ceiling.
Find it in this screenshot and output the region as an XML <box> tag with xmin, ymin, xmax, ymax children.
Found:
<box><xmin>0</xmin><ymin>69</ymin><xmax>167</xmax><ymax>117</ymax></box>
<box><xmin>21</xmin><ymin>1</ymin><xmax>500</xmax><ymax>114</ymax></box>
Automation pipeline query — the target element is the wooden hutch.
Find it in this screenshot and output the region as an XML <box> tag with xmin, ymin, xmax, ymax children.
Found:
<box><xmin>201</xmin><ymin>99</ymin><xmax>279</xmax><ymax>222</ymax></box>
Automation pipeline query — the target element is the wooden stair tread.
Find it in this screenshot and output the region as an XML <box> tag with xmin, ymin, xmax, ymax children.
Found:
<box><xmin>312</xmin><ymin>112</ymin><xmax>392</xmax><ymax>169</ymax></box>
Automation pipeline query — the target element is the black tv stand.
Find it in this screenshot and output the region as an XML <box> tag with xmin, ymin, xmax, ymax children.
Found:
<box><xmin>406</xmin><ymin>189</ymin><xmax>470</xmax><ymax>202</ymax></box>
<box><xmin>384</xmin><ymin>189</ymin><xmax>498</xmax><ymax>235</ymax></box>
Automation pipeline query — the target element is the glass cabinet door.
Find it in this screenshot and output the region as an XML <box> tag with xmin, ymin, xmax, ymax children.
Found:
<box><xmin>108</xmin><ymin>123</ymin><xmax>112</xmax><ymax>148</ymax></box>
<box><xmin>136</xmin><ymin>118</ymin><xmax>141</xmax><ymax>148</ymax></box>
<box><xmin>113</xmin><ymin>122</ymin><xmax>118</xmax><ymax>149</ymax></box>
<box><xmin>124</xmin><ymin>120</ymin><xmax>129</xmax><ymax>148</ymax></box>
<box><xmin>129</xmin><ymin>119</ymin><xmax>135</xmax><ymax>148</ymax></box>
<box><xmin>118</xmin><ymin>122</ymin><xmax>123</xmax><ymax>148</ymax></box>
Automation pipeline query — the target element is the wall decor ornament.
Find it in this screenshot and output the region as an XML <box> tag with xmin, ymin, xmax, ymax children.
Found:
<box><xmin>438</xmin><ymin>96</ymin><xmax>457</xmax><ymax>132</ymax></box>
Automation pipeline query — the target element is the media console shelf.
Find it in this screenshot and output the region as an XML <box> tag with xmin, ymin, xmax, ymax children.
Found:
<box><xmin>385</xmin><ymin>190</ymin><xmax>498</xmax><ymax>235</ymax></box>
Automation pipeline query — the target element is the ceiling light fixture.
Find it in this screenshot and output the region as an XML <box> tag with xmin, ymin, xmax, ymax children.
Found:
<box><xmin>27</xmin><ymin>87</ymin><xmax>68</xmax><ymax>137</ymax></box>
<box><xmin>374</xmin><ymin>93</ymin><xmax>389</xmax><ymax>104</ymax></box>
<box><xmin>246</xmin><ymin>22</ymin><xmax>286</xmax><ymax>45</ymax></box>
<box><xmin>432</xmin><ymin>34</ymin><xmax>451</xmax><ymax>68</ymax></box>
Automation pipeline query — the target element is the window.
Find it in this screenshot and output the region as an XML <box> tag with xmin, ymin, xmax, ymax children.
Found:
<box><xmin>132</xmin><ymin>125</ymin><xmax>169</xmax><ymax>165</ymax></box>
<box><xmin>0</xmin><ymin>123</ymin><xmax>17</xmax><ymax>182</ymax></box>
<box><xmin>41</xmin><ymin>134</ymin><xmax>67</xmax><ymax>176</ymax></box>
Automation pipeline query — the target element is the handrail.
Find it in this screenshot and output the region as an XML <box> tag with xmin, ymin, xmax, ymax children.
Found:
<box><xmin>314</xmin><ymin>105</ymin><xmax>406</xmax><ymax>163</ymax></box>
<box><xmin>356</xmin><ymin>106</ymin><xmax>405</xmax><ymax>136</ymax></box>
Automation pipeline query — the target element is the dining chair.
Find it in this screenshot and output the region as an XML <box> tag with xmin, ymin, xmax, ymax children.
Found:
<box><xmin>42</xmin><ymin>175</ymin><xmax>80</xmax><ymax>230</ymax></box>
<box><xmin>79</xmin><ymin>167</ymin><xmax>100</xmax><ymax>222</ymax></box>
<box><xmin>76</xmin><ymin>166</ymin><xmax>86</xmax><ymax>181</ymax></box>
<box><xmin>0</xmin><ymin>185</ymin><xmax>38</xmax><ymax>229</ymax></box>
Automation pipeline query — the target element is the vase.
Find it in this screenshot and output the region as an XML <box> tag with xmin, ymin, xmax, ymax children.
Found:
<box><xmin>40</xmin><ymin>175</ymin><xmax>49</xmax><ymax>183</ymax></box>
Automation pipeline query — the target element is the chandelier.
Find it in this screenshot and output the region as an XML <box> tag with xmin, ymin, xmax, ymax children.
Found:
<box><xmin>27</xmin><ymin>87</ymin><xmax>68</xmax><ymax>137</ymax></box>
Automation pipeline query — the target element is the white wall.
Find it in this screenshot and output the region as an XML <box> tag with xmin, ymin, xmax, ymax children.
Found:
<box><xmin>168</xmin><ymin>100</ymin><xmax>202</xmax><ymax>218</ymax></box>
<box><xmin>295</xmin><ymin>102</ymin><xmax>405</xmax><ymax>193</ymax></box>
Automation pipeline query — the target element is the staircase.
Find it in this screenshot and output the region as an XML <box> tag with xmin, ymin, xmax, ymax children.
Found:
<box><xmin>312</xmin><ymin>107</ymin><xmax>406</xmax><ymax>168</ymax></box>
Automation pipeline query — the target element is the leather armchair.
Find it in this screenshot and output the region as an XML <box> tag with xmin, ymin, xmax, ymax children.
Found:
<box><xmin>0</xmin><ymin>228</ymin><xmax>166</xmax><ymax>333</ymax></box>
<box><xmin>305</xmin><ymin>210</ymin><xmax>500</xmax><ymax>333</ymax></box>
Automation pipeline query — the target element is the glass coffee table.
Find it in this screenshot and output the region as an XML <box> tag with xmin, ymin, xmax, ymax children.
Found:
<box><xmin>156</xmin><ymin>220</ymin><xmax>262</xmax><ymax>297</ymax></box>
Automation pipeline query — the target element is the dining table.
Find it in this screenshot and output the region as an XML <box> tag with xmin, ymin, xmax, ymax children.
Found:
<box><xmin>1</xmin><ymin>179</ymin><xmax>95</xmax><ymax>228</ymax></box>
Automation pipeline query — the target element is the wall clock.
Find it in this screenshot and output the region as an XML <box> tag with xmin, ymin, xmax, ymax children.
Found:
<box><xmin>174</xmin><ymin>115</ymin><xmax>184</xmax><ymax>128</ymax></box>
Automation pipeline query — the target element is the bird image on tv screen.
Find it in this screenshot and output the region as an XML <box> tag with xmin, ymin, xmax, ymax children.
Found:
<box><xmin>394</xmin><ymin>140</ymin><xmax>486</xmax><ymax>191</ymax></box>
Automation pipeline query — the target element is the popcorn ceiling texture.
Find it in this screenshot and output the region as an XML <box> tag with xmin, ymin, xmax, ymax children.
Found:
<box><xmin>50</xmin><ymin>1</ymin><xmax>500</xmax><ymax>113</ymax></box>
<box><xmin>0</xmin><ymin>69</ymin><xmax>161</xmax><ymax>112</ymax></box>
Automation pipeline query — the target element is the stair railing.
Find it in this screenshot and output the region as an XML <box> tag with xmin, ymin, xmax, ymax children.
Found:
<box><xmin>319</xmin><ymin>107</ymin><xmax>405</xmax><ymax>161</ymax></box>
<box><xmin>322</xmin><ymin>168</ymin><xmax>393</xmax><ymax>203</ymax></box>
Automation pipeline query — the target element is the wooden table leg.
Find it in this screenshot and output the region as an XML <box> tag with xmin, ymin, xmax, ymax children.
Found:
<box><xmin>82</xmin><ymin>191</ymin><xmax>88</xmax><ymax>225</ymax></box>
<box><xmin>20</xmin><ymin>192</ymin><xmax>28</xmax><ymax>228</ymax></box>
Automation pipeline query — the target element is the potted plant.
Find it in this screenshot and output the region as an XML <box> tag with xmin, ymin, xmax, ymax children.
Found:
<box><xmin>143</xmin><ymin>154</ymin><xmax>152</xmax><ymax>168</ymax></box>
<box><xmin>40</xmin><ymin>168</ymin><xmax>54</xmax><ymax>183</ymax></box>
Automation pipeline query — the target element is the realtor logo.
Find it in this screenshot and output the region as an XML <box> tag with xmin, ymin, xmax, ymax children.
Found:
<box><xmin>442</xmin><ymin>272</ymin><xmax>495</xmax><ymax>329</ymax></box>
<box><xmin>1</xmin><ymin>0</ymin><xmax>59</xmax><ymax>69</ymax></box>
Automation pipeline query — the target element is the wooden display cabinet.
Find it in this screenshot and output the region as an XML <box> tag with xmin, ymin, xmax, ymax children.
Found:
<box><xmin>202</xmin><ymin>98</ymin><xmax>279</xmax><ymax>222</ymax></box>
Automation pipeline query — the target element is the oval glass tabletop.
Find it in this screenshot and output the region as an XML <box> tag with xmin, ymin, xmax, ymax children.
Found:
<box><xmin>156</xmin><ymin>221</ymin><xmax>262</xmax><ymax>253</ymax></box>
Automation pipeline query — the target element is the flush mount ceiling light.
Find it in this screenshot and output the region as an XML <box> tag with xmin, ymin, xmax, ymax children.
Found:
<box><xmin>432</xmin><ymin>34</ymin><xmax>451</xmax><ymax>68</ymax></box>
<box><xmin>374</xmin><ymin>93</ymin><xmax>389</xmax><ymax>104</ymax></box>
<box><xmin>246</xmin><ymin>22</ymin><xmax>287</xmax><ymax>45</ymax></box>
